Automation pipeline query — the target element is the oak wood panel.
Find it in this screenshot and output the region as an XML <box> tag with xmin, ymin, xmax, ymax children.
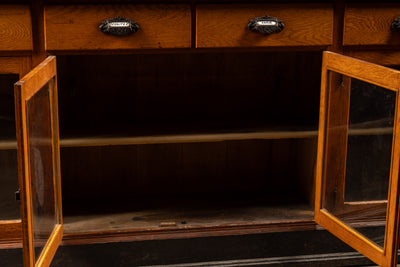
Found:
<box><xmin>45</xmin><ymin>4</ymin><xmax>191</xmax><ymax>51</ymax></box>
<box><xmin>0</xmin><ymin>6</ymin><xmax>32</xmax><ymax>52</ymax></box>
<box><xmin>344</xmin><ymin>4</ymin><xmax>400</xmax><ymax>46</ymax></box>
<box><xmin>0</xmin><ymin>220</ymin><xmax>21</xmax><ymax>241</ymax></box>
<box><xmin>196</xmin><ymin>4</ymin><xmax>333</xmax><ymax>48</ymax></box>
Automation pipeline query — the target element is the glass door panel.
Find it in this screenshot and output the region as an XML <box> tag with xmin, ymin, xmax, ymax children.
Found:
<box><xmin>15</xmin><ymin>56</ymin><xmax>62</xmax><ymax>267</ymax></box>
<box><xmin>315</xmin><ymin>51</ymin><xmax>400</xmax><ymax>267</ymax></box>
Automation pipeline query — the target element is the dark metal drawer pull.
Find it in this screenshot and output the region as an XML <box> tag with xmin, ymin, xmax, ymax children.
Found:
<box><xmin>99</xmin><ymin>16</ymin><xmax>140</xmax><ymax>36</ymax></box>
<box><xmin>248</xmin><ymin>15</ymin><xmax>284</xmax><ymax>35</ymax></box>
<box><xmin>391</xmin><ymin>17</ymin><xmax>400</xmax><ymax>31</ymax></box>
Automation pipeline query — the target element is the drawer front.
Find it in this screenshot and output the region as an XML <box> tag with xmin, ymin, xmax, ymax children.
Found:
<box><xmin>196</xmin><ymin>4</ymin><xmax>333</xmax><ymax>48</ymax></box>
<box><xmin>344</xmin><ymin>4</ymin><xmax>400</xmax><ymax>46</ymax></box>
<box><xmin>0</xmin><ymin>5</ymin><xmax>32</xmax><ymax>52</ymax></box>
<box><xmin>45</xmin><ymin>5</ymin><xmax>191</xmax><ymax>51</ymax></box>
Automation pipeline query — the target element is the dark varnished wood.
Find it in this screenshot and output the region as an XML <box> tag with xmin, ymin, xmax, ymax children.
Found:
<box><xmin>344</xmin><ymin>4</ymin><xmax>400</xmax><ymax>46</ymax></box>
<box><xmin>196</xmin><ymin>3</ymin><xmax>333</xmax><ymax>48</ymax></box>
<box><xmin>0</xmin><ymin>5</ymin><xmax>32</xmax><ymax>53</ymax></box>
<box><xmin>45</xmin><ymin>4</ymin><xmax>191</xmax><ymax>51</ymax></box>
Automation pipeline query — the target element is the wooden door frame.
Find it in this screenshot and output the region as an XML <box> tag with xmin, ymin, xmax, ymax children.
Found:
<box><xmin>14</xmin><ymin>56</ymin><xmax>63</xmax><ymax>267</ymax></box>
<box><xmin>315</xmin><ymin>51</ymin><xmax>400</xmax><ymax>267</ymax></box>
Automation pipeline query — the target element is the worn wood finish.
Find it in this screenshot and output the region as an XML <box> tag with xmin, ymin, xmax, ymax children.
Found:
<box><xmin>62</xmin><ymin>219</ymin><xmax>319</xmax><ymax>246</ymax></box>
<box><xmin>196</xmin><ymin>4</ymin><xmax>333</xmax><ymax>48</ymax></box>
<box><xmin>45</xmin><ymin>5</ymin><xmax>191</xmax><ymax>51</ymax></box>
<box><xmin>59</xmin><ymin>130</ymin><xmax>318</xmax><ymax>147</ymax></box>
<box><xmin>315</xmin><ymin>51</ymin><xmax>400</xmax><ymax>267</ymax></box>
<box><xmin>344</xmin><ymin>4</ymin><xmax>400</xmax><ymax>46</ymax></box>
<box><xmin>0</xmin><ymin>5</ymin><xmax>32</xmax><ymax>53</ymax></box>
<box><xmin>15</xmin><ymin>56</ymin><xmax>63</xmax><ymax>267</ymax></box>
<box><xmin>0</xmin><ymin>220</ymin><xmax>21</xmax><ymax>241</ymax></box>
<box><xmin>63</xmin><ymin>204</ymin><xmax>314</xmax><ymax>234</ymax></box>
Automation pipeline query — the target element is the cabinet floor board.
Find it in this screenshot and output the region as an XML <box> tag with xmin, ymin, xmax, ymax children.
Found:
<box><xmin>63</xmin><ymin>203</ymin><xmax>314</xmax><ymax>235</ymax></box>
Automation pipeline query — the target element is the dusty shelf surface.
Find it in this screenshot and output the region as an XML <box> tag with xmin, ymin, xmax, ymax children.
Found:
<box><xmin>63</xmin><ymin>202</ymin><xmax>314</xmax><ymax>234</ymax></box>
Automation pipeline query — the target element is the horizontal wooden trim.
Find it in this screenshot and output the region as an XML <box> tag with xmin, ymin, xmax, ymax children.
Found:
<box><xmin>323</xmin><ymin>51</ymin><xmax>400</xmax><ymax>91</ymax></box>
<box><xmin>0</xmin><ymin>220</ymin><xmax>22</xmax><ymax>241</ymax></box>
<box><xmin>59</xmin><ymin>130</ymin><xmax>317</xmax><ymax>147</ymax></box>
<box><xmin>15</xmin><ymin>56</ymin><xmax>56</xmax><ymax>100</ymax></box>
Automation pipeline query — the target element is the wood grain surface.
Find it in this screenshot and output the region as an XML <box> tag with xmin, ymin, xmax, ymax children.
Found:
<box><xmin>45</xmin><ymin>4</ymin><xmax>191</xmax><ymax>51</ymax></box>
<box><xmin>0</xmin><ymin>5</ymin><xmax>32</xmax><ymax>52</ymax></box>
<box><xmin>0</xmin><ymin>220</ymin><xmax>22</xmax><ymax>241</ymax></box>
<box><xmin>196</xmin><ymin>3</ymin><xmax>333</xmax><ymax>48</ymax></box>
<box><xmin>315</xmin><ymin>51</ymin><xmax>400</xmax><ymax>267</ymax></box>
<box><xmin>344</xmin><ymin>4</ymin><xmax>400</xmax><ymax>46</ymax></box>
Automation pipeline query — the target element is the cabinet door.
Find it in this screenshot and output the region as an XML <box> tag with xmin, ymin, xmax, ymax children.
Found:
<box><xmin>0</xmin><ymin>57</ymin><xmax>31</xmax><ymax>243</ymax></box>
<box><xmin>315</xmin><ymin>51</ymin><xmax>400</xmax><ymax>267</ymax></box>
<box><xmin>15</xmin><ymin>56</ymin><xmax>62</xmax><ymax>267</ymax></box>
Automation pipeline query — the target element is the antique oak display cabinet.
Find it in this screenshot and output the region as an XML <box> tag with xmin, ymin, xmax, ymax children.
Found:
<box><xmin>2</xmin><ymin>0</ymin><xmax>400</xmax><ymax>266</ymax></box>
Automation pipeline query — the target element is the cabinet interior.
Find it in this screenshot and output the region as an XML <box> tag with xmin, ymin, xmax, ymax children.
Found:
<box><xmin>55</xmin><ymin>51</ymin><xmax>321</xmax><ymax>233</ymax></box>
<box><xmin>0</xmin><ymin>74</ymin><xmax>20</xmax><ymax>220</ymax></box>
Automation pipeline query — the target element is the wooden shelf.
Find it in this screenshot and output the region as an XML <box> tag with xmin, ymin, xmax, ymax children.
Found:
<box><xmin>1</xmin><ymin>126</ymin><xmax>394</xmax><ymax>150</ymax></box>
<box><xmin>60</xmin><ymin>128</ymin><xmax>318</xmax><ymax>148</ymax></box>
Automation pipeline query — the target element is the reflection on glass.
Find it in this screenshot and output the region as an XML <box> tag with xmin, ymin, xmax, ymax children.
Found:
<box><xmin>0</xmin><ymin>74</ymin><xmax>20</xmax><ymax>220</ymax></box>
<box><xmin>323</xmin><ymin>74</ymin><xmax>396</xmax><ymax>249</ymax></box>
<box><xmin>26</xmin><ymin>79</ymin><xmax>58</xmax><ymax>260</ymax></box>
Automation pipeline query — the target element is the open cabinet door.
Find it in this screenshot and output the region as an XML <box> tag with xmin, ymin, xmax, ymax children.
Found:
<box><xmin>315</xmin><ymin>51</ymin><xmax>400</xmax><ymax>267</ymax></box>
<box><xmin>15</xmin><ymin>56</ymin><xmax>62</xmax><ymax>267</ymax></box>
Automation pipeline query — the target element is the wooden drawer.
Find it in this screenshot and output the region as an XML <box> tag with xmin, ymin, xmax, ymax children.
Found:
<box><xmin>45</xmin><ymin>4</ymin><xmax>191</xmax><ymax>51</ymax></box>
<box><xmin>196</xmin><ymin>4</ymin><xmax>333</xmax><ymax>48</ymax></box>
<box><xmin>344</xmin><ymin>4</ymin><xmax>400</xmax><ymax>46</ymax></box>
<box><xmin>0</xmin><ymin>5</ymin><xmax>32</xmax><ymax>52</ymax></box>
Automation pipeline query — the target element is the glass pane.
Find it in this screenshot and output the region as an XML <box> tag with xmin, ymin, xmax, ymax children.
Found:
<box><xmin>0</xmin><ymin>74</ymin><xmax>20</xmax><ymax>220</ymax></box>
<box><xmin>26</xmin><ymin>78</ymin><xmax>58</xmax><ymax>259</ymax></box>
<box><xmin>322</xmin><ymin>73</ymin><xmax>396</xmax><ymax>249</ymax></box>
<box><xmin>345</xmin><ymin>78</ymin><xmax>395</xmax><ymax>202</ymax></box>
